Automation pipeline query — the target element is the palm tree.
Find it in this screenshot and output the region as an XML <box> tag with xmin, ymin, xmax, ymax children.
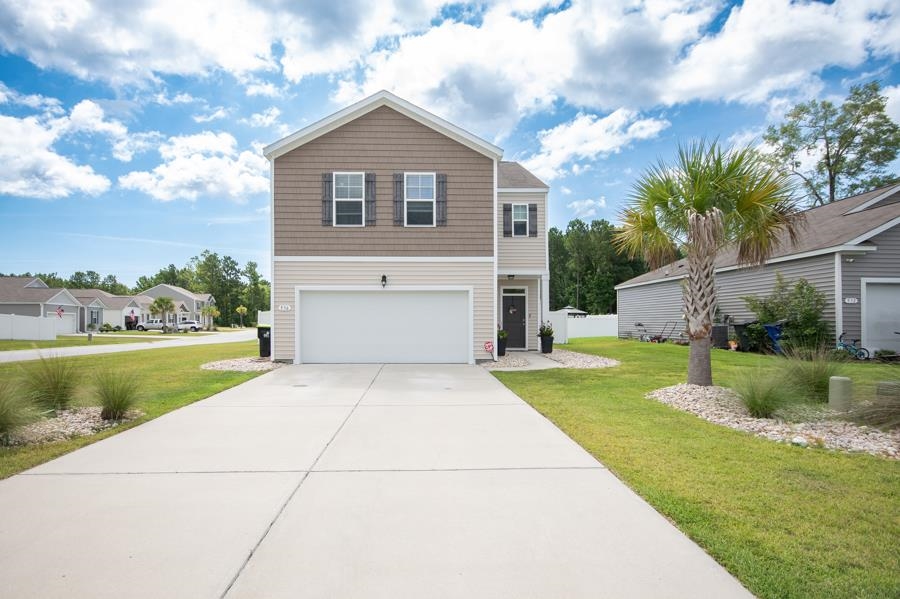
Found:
<box><xmin>614</xmin><ymin>141</ymin><xmax>802</xmax><ymax>386</ymax></box>
<box><xmin>200</xmin><ymin>305</ymin><xmax>218</xmax><ymax>331</ymax></box>
<box><xmin>235</xmin><ymin>305</ymin><xmax>248</xmax><ymax>328</ymax></box>
<box><xmin>149</xmin><ymin>297</ymin><xmax>176</xmax><ymax>333</ymax></box>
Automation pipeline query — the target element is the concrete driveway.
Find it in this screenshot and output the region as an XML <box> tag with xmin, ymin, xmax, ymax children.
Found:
<box><xmin>0</xmin><ymin>364</ymin><xmax>752</xmax><ymax>599</ymax></box>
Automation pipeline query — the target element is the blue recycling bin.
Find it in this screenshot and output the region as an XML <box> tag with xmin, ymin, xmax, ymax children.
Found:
<box><xmin>762</xmin><ymin>323</ymin><xmax>784</xmax><ymax>354</ymax></box>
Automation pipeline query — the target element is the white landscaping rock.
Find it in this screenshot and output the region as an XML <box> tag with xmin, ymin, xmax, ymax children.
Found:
<box><xmin>647</xmin><ymin>384</ymin><xmax>899</xmax><ymax>459</ymax></box>
<box><xmin>200</xmin><ymin>357</ymin><xmax>284</xmax><ymax>372</ymax></box>
<box><xmin>544</xmin><ymin>349</ymin><xmax>620</xmax><ymax>369</ymax></box>
<box><xmin>8</xmin><ymin>407</ymin><xmax>137</xmax><ymax>446</ymax></box>
<box><xmin>482</xmin><ymin>354</ymin><xmax>530</xmax><ymax>369</ymax></box>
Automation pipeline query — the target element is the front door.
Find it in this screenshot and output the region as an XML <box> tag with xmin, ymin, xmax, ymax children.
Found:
<box><xmin>503</xmin><ymin>294</ymin><xmax>527</xmax><ymax>349</ymax></box>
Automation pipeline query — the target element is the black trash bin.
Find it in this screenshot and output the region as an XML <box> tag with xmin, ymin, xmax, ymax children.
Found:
<box><xmin>732</xmin><ymin>321</ymin><xmax>756</xmax><ymax>352</ymax></box>
<box><xmin>257</xmin><ymin>324</ymin><xmax>271</xmax><ymax>358</ymax></box>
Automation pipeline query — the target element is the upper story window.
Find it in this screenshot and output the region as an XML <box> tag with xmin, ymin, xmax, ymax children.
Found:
<box><xmin>405</xmin><ymin>173</ymin><xmax>436</xmax><ymax>227</ymax></box>
<box><xmin>334</xmin><ymin>172</ymin><xmax>365</xmax><ymax>227</ymax></box>
<box><xmin>512</xmin><ymin>204</ymin><xmax>529</xmax><ymax>236</ymax></box>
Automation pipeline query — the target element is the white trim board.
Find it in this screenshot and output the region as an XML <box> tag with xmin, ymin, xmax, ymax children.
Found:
<box><xmin>497</xmin><ymin>187</ymin><xmax>549</xmax><ymax>193</ymax></box>
<box><xmin>845</xmin><ymin>215</ymin><xmax>900</xmax><ymax>245</ymax></box>
<box><xmin>500</xmin><ymin>285</ymin><xmax>529</xmax><ymax>350</ymax></box>
<box><xmin>833</xmin><ymin>253</ymin><xmax>843</xmax><ymax>345</ymax></box>
<box><xmin>275</xmin><ymin>256</ymin><xmax>493</xmax><ymax>263</ymax></box>
<box><xmin>294</xmin><ymin>284</ymin><xmax>474</xmax><ymax>365</ymax></box>
<box><xmin>264</xmin><ymin>91</ymin><xmax>502</xmax><ymax>161</ymax></box>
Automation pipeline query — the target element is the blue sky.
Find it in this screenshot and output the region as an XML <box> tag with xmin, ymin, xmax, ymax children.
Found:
<box><xmin>1</xmin><ymin>0</ymin><xmax>899</xmax><ymax>286</ymax></box>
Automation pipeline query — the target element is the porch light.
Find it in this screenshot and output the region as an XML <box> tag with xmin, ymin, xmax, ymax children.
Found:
<box><xmin>507</xmin><ymin>274</ymin><xmax>515</xmax><ymax>280</ymax></box>
<box><xmin>381</xmin><ymin>274</ymin><xmax>387</xmax><ymax>288</ymax></box>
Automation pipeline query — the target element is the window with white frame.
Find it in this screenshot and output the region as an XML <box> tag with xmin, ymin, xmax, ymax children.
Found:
<box><xmin>512</xmin><ymin>204</ymin><xmax>529</xmax><ymax>236</ymax></box>
<box><xmin>405</xmin><ymin>173</ymin><xmax>435</xmax><ymax>226</ymax></box>
<box><xmin>334</xmin><ymin>172</ymin><xmax>364</xmax><ymax>226</ymax></box>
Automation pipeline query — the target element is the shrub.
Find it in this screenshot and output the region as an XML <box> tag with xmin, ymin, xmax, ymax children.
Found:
<box><xmin>0</xmin><ymin>380</ymin><xmax>36</xmax><ymax>445</ymax></box>
<box><xmin>100</xmin><ymin>323</ymin><xmax>114</xmax><ymax>332</ymax></box>
<box><xmin>780</xmin><ymin>346</ymin><xmax>845</xmax><ymax>403</ymax></box>
<box><xmin>113</xmin><ymin>325</ymin><xmax>122</xmax><ymax>331</ymax></box>
<box><xmin>22</xmin><ymin>354</ymin><xmax>80</xmax><ymax>413</ymax></box>
<box><xmin>850</xmin><ymin>382</ymin><xmax>900</xmax><ymax>430</ymax></box>
<box><xmin>735</xmin><ymin>374</ymin><xmax>792</xmax><ymax>418</ymax></box>
<box><xmin>742</xmin><ymin>273</ymin><xmax>831</xmax><ymax>350</ymax></box>
<box><xmin>94</xmin><ymin>370</ymin><xmax>141</xmax><ymax>420</ymax></box>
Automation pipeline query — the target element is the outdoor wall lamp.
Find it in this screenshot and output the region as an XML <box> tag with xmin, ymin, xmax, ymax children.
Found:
<box><xmin>381</xmin><ymin>274</ymin><xmax>387</xmax><ymax>288</ymax></box>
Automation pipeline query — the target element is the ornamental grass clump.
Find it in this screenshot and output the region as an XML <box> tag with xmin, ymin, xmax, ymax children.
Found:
<box><xmin>23</xmin><ymin>354</ymin><xmax>79</xmax><ymax>413</ymax></box>
<box><xmin>780</xmin><ymin>345</ymin><xmax>845</xmax><ymax>403</ymax></box>
<box><xmin>0</xmin><ymin>379</ymin><xmax>36</xmax><ymax>445</ymax></box>
<box><xmin>851</xmin><ymin>383</ymin><xmax>900</xmax><ymax>431</ymax></box>
<box><xmin>735</xmin><ymin>374</ymin><xmax>791</xmax><ymax>418</ymax></box>
<box><xmin>94</xmin><ymin>370</ymin><xmax>141</xmax><ymax>420</ymax></box>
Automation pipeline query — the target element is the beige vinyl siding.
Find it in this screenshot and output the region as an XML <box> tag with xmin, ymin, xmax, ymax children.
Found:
<box><xmin>616</xmin><ymin>280</ymin><xmax>684</xmax><ymax>339</ymax></box>
<box><xmin>273</xmin><ymin>260</ymin><xmax>494</xmax><ymax>362</ymax></box>
<box><xmin>497</xmin><ymin>192</ymin><xmax>547</xmax><ymax>271</ymax></box>
<box><xmin>842</xmin><ymin>224</ymin><xmax>900</xmax><ymax>341</ymax></box>
<box><xmin>274</xmin><ymin>106</ymin><xmax>493</xmax><ymax>257</ymax></box>
<box><xmin>617</xmin><ymin>254</ymin><xmax>837</xmax><ymax>338</ymax></box>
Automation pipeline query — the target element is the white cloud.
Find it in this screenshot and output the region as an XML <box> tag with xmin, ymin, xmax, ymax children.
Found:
<box><xmin>192</xmin><ymin>107</ymin><xmax>228</xmax><ymax>123</ymax></box>
<box><xmin>567</xmin><ymin>197</ymin><xmax>607</xmax><ymax>220</ymax></box>
<box><xmin>241</xmin><ymin>107</ymin><xmax>281</xmax><ymax>128</ymax></box>
<box><xmin>560</xmin><ymin>186</ymin><xmax>572</xmax><ymax>195</ymax></box>
<box><xmin>523</xmin><ymin>109</ymin><xmax>670</xmax><ymax>181</ymax></box>
<box><xmin>0</xmin><ymin>113</ymin><xmax>110</xmax><ymax>199</ymax></box>
<box><xmin>0</xmin><ymin>81</ymin><xmax>63</xmax><ymax>112</ymax></box>
<box><xmin>119</xmin><ymin>132</ymin><xmax>269</xmax><ymax>202</ymax></box>
<box><xmin>884</xmin><ymin>85</ymin><xmax>900</xmax><ymax>124</ymax></box>
<box><xmin>153</xmin><ymin>91</ymin><xmax>198</xmax><ymax>106</ymax></box>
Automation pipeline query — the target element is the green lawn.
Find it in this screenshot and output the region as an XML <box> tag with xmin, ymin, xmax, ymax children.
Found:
<box><xmin>0</xmin><ymin>335</ymin><xmax>162</xmax><ymax>351</ymax></box>
<box><xmin>0</xmin><ymin>340</ymin><xmax>262</xmax><ymax>478</ymax></box>
<box><xmin>494</xmin><ymin>339</ymin><xmax>899</xmax><ymax>599</ymax></box>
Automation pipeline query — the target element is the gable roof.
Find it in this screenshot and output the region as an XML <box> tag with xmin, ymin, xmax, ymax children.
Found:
<box><xmin>140</xmin><ymin>283</ymin><xmax>210</xmax><ymax>303</ymax></box>
<box><xmin>498</xmin><ymin>162</ymin><xmax>548</xmax><ymax>190</ymax></box>
<box><xmin>264</xmin><ymin>90</ymin><xmax>503</xmax><ymax>161</ymax></box>
<box><xmin>0</xmin><ymin>276</ymin><xmax>80</xmax><ymax>305</ymax></box>
<box><xmin>70</xmin><ymin>289</ymin><xmax>142</xmax><ymax>310</ymax></box>
<box><xmin>616</xmin><ymin>184</ymin><xmax>900</xmax><ymax>289</ymax></box>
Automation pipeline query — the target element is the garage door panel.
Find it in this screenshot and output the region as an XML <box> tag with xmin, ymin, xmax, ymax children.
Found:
<box><xmin>299</xmin><ymin>290</ymin><xmax>470</xmax><ymax>363</ymax></box>
<box><xmin>865</xmin><ymin>283</ymin><xmax>900</xmax><ymax>352</ymax></box>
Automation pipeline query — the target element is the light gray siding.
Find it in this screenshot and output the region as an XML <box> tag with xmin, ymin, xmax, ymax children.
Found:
<box><xmin>0</xmin><ymin>303</ymin><xmax>41</xmax><ymax>317</ymax></box>
<box><xmin>841</xmin><ymin>224</ymin><xmax>900</xmax><ymax>341</ymax></box>
<box><xmin>617</xmin><ymin>253</ymin><xmax>837</xmax><ymax>338</ymax></box>
<box><xmin>616</xmin><ymin>279</ymin><xmax>685</xmax><ymax>339</ymax></box>
<box><xmin>715</xmin><ymin>255</ymin><xmax>836</xmax><ymax>325</ymax></box>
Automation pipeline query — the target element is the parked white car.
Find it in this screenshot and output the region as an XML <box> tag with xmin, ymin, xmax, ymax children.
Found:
<box><xmin>136</xmin><ymin>319</ymin><xmax>165</xmax><ymax>331</ymax></box>
<box><xmin>177</xmin><ymin>320</ymin><xmax>202</xmax><ymax>332</ymax></box>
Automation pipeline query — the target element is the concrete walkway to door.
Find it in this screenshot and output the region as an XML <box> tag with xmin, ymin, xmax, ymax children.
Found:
<box><xmin>0</xmin><ymin>364</ymin><xmax>752</xmax><ymax>599</ymax></box>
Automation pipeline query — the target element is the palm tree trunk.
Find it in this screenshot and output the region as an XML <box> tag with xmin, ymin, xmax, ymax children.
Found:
<box><xmin>683</xmin><ymin>209</ymin><xmax>723</xmax><ymax>386</ymax></box>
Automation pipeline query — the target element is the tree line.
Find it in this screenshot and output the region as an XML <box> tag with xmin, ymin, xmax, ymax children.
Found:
<box><xmin>3</xmin><ymin>250</ymin><xmax>270</xmax><ymax>327</ymax></box>
<box><xmin>549</xmin><ymin>219</ymin><xmax>647</xmax><ymax>314</ymax></box>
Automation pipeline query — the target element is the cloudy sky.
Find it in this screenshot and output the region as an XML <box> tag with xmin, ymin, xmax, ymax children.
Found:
<box><xmin>1</xmin><ymin>0</ymin><xmax>899</xmax><ymax>285</ymax></box>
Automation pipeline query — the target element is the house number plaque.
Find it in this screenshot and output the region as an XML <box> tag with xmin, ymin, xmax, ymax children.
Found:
<box><xmin>277</xmin><ymin>304</ymin><xmax>293</xmax><ymax>311</ymax></box>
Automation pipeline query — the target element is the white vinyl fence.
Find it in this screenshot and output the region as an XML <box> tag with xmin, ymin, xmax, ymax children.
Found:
<box><xmin>549</xmin><ymin>312</ymin><xmax>618</xmax><ymax>344</ymax></box>
<box><xmin>256</xmin><ymin>310</ymin><xmax>272</xmax><ymax>326</ymax></box>
<box><xmin>0</xmin><ymin>314</ymin><xmax>57</xmax><ymax>341</ymax></box>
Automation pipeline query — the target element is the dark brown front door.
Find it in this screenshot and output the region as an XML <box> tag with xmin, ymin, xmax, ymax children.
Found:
<box><xmin>503</xmin><ymin>295</ymin><xmax>527</xmax><ymax>348</ymax></box>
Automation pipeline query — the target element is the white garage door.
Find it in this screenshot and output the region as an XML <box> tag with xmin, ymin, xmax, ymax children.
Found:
<box><xmin>47</xmin><ymin>311</ymin><xmax>76</xmax><ymax>334</ymax></box>
<box><xmin>298</xmin><ymin>289</ymin><xmax>470</xmax><ymax>363</ymax></box>
<box><xmin>864</xmin><ymin>282</ymin><xmax>900</xmax><ymax>352</ymax></box>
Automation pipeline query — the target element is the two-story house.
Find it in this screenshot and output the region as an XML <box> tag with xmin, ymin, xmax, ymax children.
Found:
<box><xmin>264</xmin><ymin>91</ymin><xmax>549</xmax><ymax>363</ymax></box>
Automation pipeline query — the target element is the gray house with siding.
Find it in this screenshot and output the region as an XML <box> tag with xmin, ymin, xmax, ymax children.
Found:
<box><xmin>615</xmin><ymin>184</ymin><xmax>900</xmax><ymax>353</ymax></box>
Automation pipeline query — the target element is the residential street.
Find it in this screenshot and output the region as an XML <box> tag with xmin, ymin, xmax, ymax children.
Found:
<box><xmin>0</xmin><ymin>329</ymin><xmax>257</xmax><ymax>363</ymax></box>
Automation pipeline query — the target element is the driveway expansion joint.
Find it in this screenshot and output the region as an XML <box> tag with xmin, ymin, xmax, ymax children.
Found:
<box><xmin>219</xmin><ymin>363</ymin><xmax>385</xmax><ymax>599</ymax></box>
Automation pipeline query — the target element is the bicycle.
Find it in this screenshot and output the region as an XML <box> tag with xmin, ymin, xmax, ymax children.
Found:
<box><xmin>837</xmin><ymin>333</ymin><xmax>870</xmax><ymax>360</ymax></box>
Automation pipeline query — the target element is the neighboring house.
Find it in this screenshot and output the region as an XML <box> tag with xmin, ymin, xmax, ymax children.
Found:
<box><xmin>263</xmin><ymin>90</ymin><xmax>550</xmax><ymax>363</ymax></box>
<box><xmin>615</xmin><ymin>184</ymin><xmax>900</xmax><ymax>352</ymax></box>
<box><xmin>139</xmin><ymin>284</ymin><xmax>216</xmax><ymax>326</ymax></box>
<box><xmin>70</xmin><ymin>289</ymin><xmax>147</xmax><ymax>329</ymax></box>
<box><xmin>0</xmin><ymin>276</ymin><xmax>83</xmax><ymax>333</ymax></box>
<box><xmin>70</xmin><ymin>292</ymin><xmax>108</xmax><ymax>331</ymax></box>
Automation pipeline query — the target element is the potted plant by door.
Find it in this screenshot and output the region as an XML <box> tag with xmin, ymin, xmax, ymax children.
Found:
<box><xmin>728</xmin><ymin>333</ymin><xmax>739</xmax><ymax>351</ymax></box>
<box><xmin>538</xmin><ymin>321</ymin><xmax>554</xmax><ymax>354</ymax></box>
<box><xmin>497</xmin><ymin>327</ymin><xmax>508</xmax><ymax>357</ymax></box>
